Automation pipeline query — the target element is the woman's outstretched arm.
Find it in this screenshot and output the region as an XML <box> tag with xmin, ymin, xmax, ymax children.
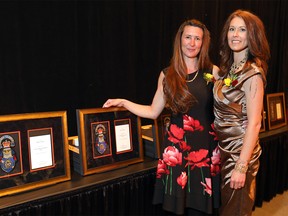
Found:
<box><xmin>102</xmin><ymin>71</ymin><xmax>166</xmax><ymax>119</ymax></box>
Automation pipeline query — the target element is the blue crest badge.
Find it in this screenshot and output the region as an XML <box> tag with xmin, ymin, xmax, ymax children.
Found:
<box><xmin>95</xmin><ymin>124</ymin><xmax>107</xmax><ymax>154</ymax></box>
<box><xmin>1</xmin><ymin>154</ymin><xmax>16</xmax><ymax>173</ymax></box>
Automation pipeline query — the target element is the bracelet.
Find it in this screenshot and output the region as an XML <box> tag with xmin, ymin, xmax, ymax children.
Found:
<box><xmin>234</xmin><ymin>160</ymin><xmax>248</xmax><ymax>174</ymax></box>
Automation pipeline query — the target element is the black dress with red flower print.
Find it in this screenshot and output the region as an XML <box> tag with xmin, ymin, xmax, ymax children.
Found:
<box><xmin>153</xmin><ymin>68</ymin><xmax>221</xmax><ymax>215</ymax></box>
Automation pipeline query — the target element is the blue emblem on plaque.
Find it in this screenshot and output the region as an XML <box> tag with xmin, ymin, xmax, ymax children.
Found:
<box><xmin>1</xmin><ymin>156</ymin><xmax>16</xmax><ymax>173</ymax></box>
<box><xmin>0</xmin><ymin>135</ymin><xmax>17</xmax><ymax>173</ymax></box>
<box><xmin>96</xmin><ymin>140</ymin><xmax>107</xmax><ymax>154</ymax></box>
<box><xmin>95</xmin><ymin>124</ymin><xmax>107</xmax><ymax>154</ymax></box>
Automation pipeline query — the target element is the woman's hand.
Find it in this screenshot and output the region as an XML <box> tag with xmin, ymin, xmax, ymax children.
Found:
<box><xmin>102</xmin><ymin>71</ymin><xmax>166</xmax><ymax>119</ymax></box>
<box><xmin>230</xmin><ymin>169</ymin><xmax>246</xmax><ymax>190</ymax></box>
<box><xmin>230</xmin><ymin>160</ymin><xmax>248</xmax><ymax>190</ymax></box>
<box><xmin>102</xmin><ymin>99</ymin><xmax>125</xmax><ymax>108</ymax></box>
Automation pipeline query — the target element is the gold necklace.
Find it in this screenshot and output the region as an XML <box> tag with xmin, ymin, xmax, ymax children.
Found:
<box><xmin>186</xmin><ymin>70</ymin><xmax>199</xmax><ymax>82</ymax></box>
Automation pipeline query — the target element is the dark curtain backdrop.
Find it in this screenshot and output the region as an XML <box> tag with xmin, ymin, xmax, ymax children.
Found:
<box><xmin>0</xmin><ymin>0</ymin><xmax>287</xmax><ymax>136</ymax></box>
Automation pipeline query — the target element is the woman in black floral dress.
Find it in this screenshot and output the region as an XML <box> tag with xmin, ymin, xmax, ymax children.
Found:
<box><xmin>103</xmin><ymin>19</ymin><xmax>221</xmax><ymax>215</ymax></box>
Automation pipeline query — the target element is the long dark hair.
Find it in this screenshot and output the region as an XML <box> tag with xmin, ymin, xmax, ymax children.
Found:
<box><xmin>219</xmin><ymin>10</ymin><xmax>270</xmax><ymax>77</ymax></box>
<box><xmin>164</xmin><ymin>19</ymin><xmax>212</xmax><ymax>114</ymax></box>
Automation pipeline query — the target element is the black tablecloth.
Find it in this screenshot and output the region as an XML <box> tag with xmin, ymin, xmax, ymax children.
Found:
<box><xmin>1</xmin><ymin>127</ymin><xmax>288</xmax><ymax>215</ymax></box>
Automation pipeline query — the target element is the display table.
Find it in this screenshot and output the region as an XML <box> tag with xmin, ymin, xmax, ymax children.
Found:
<box><xmin>0</xmin><ymin>158</ymin><xmax>161</xmax><ymax>215</ymax></box>
<box><xmin>1</xmin><ymin>126</ymin><xmax>287</xmax><ymax>215</ymax></box>
<box><xmin>255</xmin><ymin>125</ymin><xmax>288</xmax><ymax>206</ymax></box>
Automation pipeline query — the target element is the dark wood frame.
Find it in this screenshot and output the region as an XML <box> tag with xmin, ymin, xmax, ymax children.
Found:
<box><xmin>0</xmin><ymin>131</ymin><xmax>23</xmax><ymax>179</ymax></box>
<box><xmin>266</xmin><ymin>92</ymin><xmax>287</xmax><ymax>130</ymax></box>
<box><xmin>76</xmin><ymin>107</ymin><xmax>143</xmax><ymax>176</ymax></box>
<box><xmin>91</xmin><ymin>120</ymin><xmax>112</xmax><ymax>159</ymax></box>
<box><xmin>0</xmin><ymin>111</ymin><xmax>71</xmax><ymax>197</ymax></box>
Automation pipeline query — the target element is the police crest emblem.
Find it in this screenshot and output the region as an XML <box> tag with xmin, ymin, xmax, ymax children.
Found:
<box><xmin>0</xmin><ymin>135</ymin><xmax>17</xmax><ymax>173</ymax></box>
<box><xmin>95</xmin><ymin>124</ymin><xmax>107</xmax><ymax>154</ymax></box>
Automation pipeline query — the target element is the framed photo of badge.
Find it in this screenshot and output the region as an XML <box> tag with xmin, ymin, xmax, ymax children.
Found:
<box><xmin>259</xmin><ymin>109</ymin><xmax>266</xmax><ymax>133</ymax></box>
<box><xmin>266</xmin><ymin>92</ymin><xmax>287</xmax><ymax>130</ymax></box>
<box><xmin>0</xmin><ymin>111</ymin><xmax>71</xmax><ymax>197</ymax></box>
<box><xmin>75</xmin><ymin>107</ymin><xmax>144</xmax><ymax>176</ymax></box>
<box><xmin>153</xmin><ymin>108</ymin><xmax>172</xmax><ymax>158</ymax></box>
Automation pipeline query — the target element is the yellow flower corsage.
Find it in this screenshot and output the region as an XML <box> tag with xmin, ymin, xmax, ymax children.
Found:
<box><xmin>224</xmin><ymin>73</ymin><xmax>238</xmax><ymax>88</ymax></box>
<box><xmin>203</xmin><ymin>73</ymin><xmax>215</xmax><ymax>85</ymax></box>
<box><xmin>224</xmin><ymin>78</ymin><xmax>232</xmax><ymax>87</ymax></box>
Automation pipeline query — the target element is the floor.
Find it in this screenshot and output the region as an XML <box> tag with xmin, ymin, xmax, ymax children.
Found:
<box><xmin>252</xmin><ymin>190</ymin><xmax>288</xmax><ymax>216</ymax></box>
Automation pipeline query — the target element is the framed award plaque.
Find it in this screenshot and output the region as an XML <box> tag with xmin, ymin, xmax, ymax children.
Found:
<box><xmin>75</xmin><ymin>107</ymin><xmax>144</xmax><ymax>176</ymax></box>
<box><xmin>259</xmin><ymin>109</ymin><xmax>266</xmax><ymax>133</ymax></box>
<box><xmin>266</xmin><ymin>92</ymin><xmax>287</xmax><ymax>130</ymax></box>
<box><xmin>0</xmin><ymin>111</ymin><xmax>71</xmax><ymax>197</ymax></box>
<box><xmin>153</xmin><ymin>108</ymin><xmax>171</xmax><ymax>158</ymax></box>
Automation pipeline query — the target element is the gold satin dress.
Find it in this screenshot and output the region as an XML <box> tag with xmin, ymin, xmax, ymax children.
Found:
<box><xmin>213</xmin><ymin>64</ymin><xmax>265</xmax><ymax>216</ymax></box>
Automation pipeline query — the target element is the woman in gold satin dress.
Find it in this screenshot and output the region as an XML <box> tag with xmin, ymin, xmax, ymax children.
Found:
<box><xmin>213</xmin><ymin>10</ymin><xmax>270</xmax><ymax>216</ymax></box>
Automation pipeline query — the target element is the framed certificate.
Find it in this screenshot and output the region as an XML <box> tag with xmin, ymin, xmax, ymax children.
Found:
<box><xmin>266</xmin><ymin>92</ymin><xmax>287</xmax><ymax>130</ymax></box>
<box><xmin>75</xmin><ymin>107</ymin><xmax>143</xmax><ymax>175</ymax></box>
<box><xmin>0</xmin><ymin>111</ymin><xmax>71</xmax><ymax>197</ymax></box>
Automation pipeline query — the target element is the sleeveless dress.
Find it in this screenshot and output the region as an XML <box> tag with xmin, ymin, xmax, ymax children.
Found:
<box><xmin>213</xmin><ymin>64</ymin><xmax>265</xmax><ymax>216</ymax></box>
<box><xmin>153</xmin><ymin>68</ymin><xmax>221</xmax><ymax>215</ymax></box>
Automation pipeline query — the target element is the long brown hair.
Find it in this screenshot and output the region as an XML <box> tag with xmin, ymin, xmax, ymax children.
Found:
<box><xmin>219</xmin><ymin>10</ymin><xmax>270</xmax><ymax>77</ymax></box>
<box><xmin>164</xmin><ymin>19</ymin><xmax>212</xmax><ymax>114</ymax></box>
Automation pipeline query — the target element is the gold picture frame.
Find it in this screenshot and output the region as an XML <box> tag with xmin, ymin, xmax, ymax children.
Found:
<box><xmin>0</xmin><ymin>111</ymin><xmax>71</xmax><ymax>197</ymax></box>
<box><xmin>75</xmin><ymin>107</ymin><xmax>144</xmax><ymax>176</ymax></box>
<box><xmin>266</xmin><ymin>92</ymin><xmax>287</xmax><ymax>130</ymax></box>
